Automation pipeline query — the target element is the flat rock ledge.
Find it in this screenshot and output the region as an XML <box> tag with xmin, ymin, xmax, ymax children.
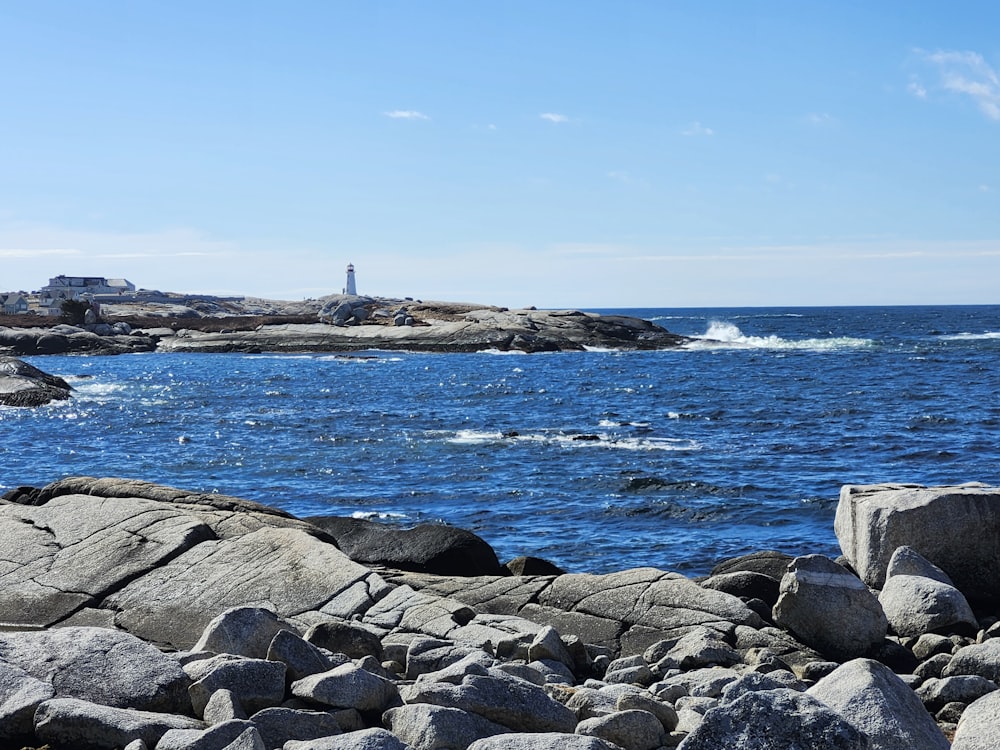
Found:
<box><xmin>2</xmin><ymin>478</ymin><xmax>999</xmax><ymax>748</ymax></box>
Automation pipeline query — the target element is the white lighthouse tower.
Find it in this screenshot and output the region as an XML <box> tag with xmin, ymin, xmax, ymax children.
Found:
<box><xmin>344</xmin><ymin>263</ymin><xmax>357</xmax><ymax>296</ymax></box>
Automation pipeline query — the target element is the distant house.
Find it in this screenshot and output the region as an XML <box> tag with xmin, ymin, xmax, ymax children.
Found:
<box><xmin>1</xmin><ymin>293</ymin><xmax>29</xmax><ymax>315</ymax></box>
<box><xmin>44</xmin><ymin>275</ymin><xmax>135</xmax><ymax>296</ymax></box>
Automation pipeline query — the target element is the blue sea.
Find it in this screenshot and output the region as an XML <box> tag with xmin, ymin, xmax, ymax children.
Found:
<box><xmin>3</xmin><ymin>305</ymin><xmax>999</xmax><ymax>576</ymax></box>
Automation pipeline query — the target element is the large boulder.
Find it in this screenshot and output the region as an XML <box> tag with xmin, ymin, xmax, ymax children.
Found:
<box><xmin>951</xmin><ymin>690</ymin><xmax>1000</xmax><ymax>749</ymax></box>
<box><xmin>33</xmin><ymin>697</ymin><xmax>203</xmax><ymax>749</ymax></box>
<box><xmin>772</xmin><ymin>555</ymin><xmax>887</xmax><ymax>661</ymax></box>
<box><xmin>807</xmin><ymin>658</ymin><xmax>950</xmax><ymax>750</ymax></box>
<box><xmin>675</xmin><ymin>688</ymin><xmax>870</xmax><ymax>749</ymax></box>
<box><xmin>0</xmin><ymin>661</ymin><xmax>55</xmax><ymax>742</ymax></box>
<box><xmin>835</xmin><ymin>483</ymin><xmax>1000</xmax><ymax>602</ymax></box>
<box><xmin>0</xmin><ymin>356</ymin><xmax>72</xmax><ymax>406</ymax></box>
<box><xmin>0</xmin><ymin>627</ymin><xmax>190</xmax><ymax>714</ymax></box>
<box><xmin>305</xmin><ymin>516</ymin><xmax>504</xmax><ymax>576</ymax></box>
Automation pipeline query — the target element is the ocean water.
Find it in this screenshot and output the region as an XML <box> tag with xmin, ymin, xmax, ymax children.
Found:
<box><xmin>3</xmin><ymin>305</ymin><xmax>999</xmax><ymax>576</ymax></box>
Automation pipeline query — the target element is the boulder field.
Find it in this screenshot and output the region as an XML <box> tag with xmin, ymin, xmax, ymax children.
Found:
<box><xmin>1</xmin><ymin>477</ymin><xmax>1000</xmax><ymax>749</ymax></box>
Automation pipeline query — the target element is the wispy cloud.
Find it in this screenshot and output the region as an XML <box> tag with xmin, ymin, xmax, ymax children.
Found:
<box><xmin>804</xmin><ymin>112</ymin><xmax>836</xmax><ymax>126</ymax></box>
<box><xmin>915</xmin><ymin>49</ymin><xmax>1000</xmax><ymax>120</ymax></box>
<box><xmin>540</xmin><ymin>113</ymin><xmax>569</xmax><ymax>124</ymax></box>
<box><xmin>384</xmin><ymin>110</ymin><xmax>430</xmax><ymax>120</ymax></box>
<box><xmin>681</xmin><ymin>121</ymin><xmax>714</xmax><ymax>136</ymax></box>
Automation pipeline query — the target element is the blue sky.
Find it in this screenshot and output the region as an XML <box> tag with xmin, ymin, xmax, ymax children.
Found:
<box><xmin>1</xmin><ymin>1</ymin><xmax>998</xmax><ymax>307</ymax></box>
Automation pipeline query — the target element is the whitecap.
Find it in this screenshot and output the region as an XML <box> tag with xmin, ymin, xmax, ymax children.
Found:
<box><xmin>682</xmin><ymin>320</ymin><xmax>873</xmax><ymax>352</ymax></box>
<box><xmin>351</xmin><ymin>510</ymin><xmax>409</xmax><ymax>521</ymax></box>
<box><xmin>939</xmin><ymin>331</ymin><xmax>1000</xmax><ymax>341</ymax></box>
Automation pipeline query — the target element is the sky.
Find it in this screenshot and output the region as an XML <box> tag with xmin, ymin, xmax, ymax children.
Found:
<box><xmin>1</xmin><ymin>1</ymin><xmax>999</xmax><ymax>308</ymax></box>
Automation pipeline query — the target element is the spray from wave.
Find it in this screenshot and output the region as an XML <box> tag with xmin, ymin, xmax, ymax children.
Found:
<box><xmin>682</xmin><ymin>321</ymin><xmax>873</xmax><ymax>352</ymax></box>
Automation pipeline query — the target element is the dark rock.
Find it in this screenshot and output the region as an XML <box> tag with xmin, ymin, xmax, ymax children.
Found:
<box><xmin>700</xmin><ymin>571</ymin><xmax>781</xmax><ymax>607</ymax></box>
<box><xmin>304</xmin><ymin>620</ymin><xmax>385</xmax><ymax>661</ymax></box>
<box><xmin>306</xmin><ymin>516</ymin><xmax>504</xmax><ymax>576</ymax></box>
<box><xmin>504</xmin><ymin>556</ymin><xmax>566</xmax><ymax>576</ymax></box>
<box><xmin>709</xmin><ymin>550</ymin><xmax>793</xmax><ymax>581</ymax></box>
<box><xmin>0</xmin><ymin>356</ymin><xmax>72</xmax><ymax>406</ymax></box>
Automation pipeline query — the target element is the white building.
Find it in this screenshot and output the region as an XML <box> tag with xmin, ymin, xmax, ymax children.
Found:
<box><xmin>344</xmin><ymin>263</ymin><xmax>357</xmax><ymax>295</ymax></box>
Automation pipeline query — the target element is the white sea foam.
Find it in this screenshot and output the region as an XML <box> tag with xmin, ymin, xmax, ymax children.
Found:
<box><xmin>939</xmin><ymin>331</ymin><xmax>1000</xmax><ymax>341</ymax></box>
<box><xmin>683</xmin><ymin>321</ymin><xmax>873</xmax><ymax>352</ymax></box>
<box><xmin>351</xmin><ymin>510</ymin><xmax>409</xmax><ymax>521</ymax></box>
<box><xmin>444</xmin><ymin>429</ymin><xmax>699</xmax><ymax>451</ymax></box>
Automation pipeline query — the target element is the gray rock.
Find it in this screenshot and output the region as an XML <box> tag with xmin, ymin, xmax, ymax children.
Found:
<box><xmin>526</xmin><ymin>625</ymin><xmax>575</xmax><ymax>671</ymax></box>
<box><xmin>565</xmin><ymin>687</ymin><xmax>617</xmax><ymax>719</ymax></box>
<box><xmin>917</xmin><ymin>675</ymin><xmax>998</xmax><ymax>712</ymax></box>
<box><xmin>383</xmin><ymin>703</ymin><xmax>512</xmax><ymax>750</ymax></box>
<box><xmin>188</xmin><ymin>656</ymin><xmax>287</xmax><ymax>717</ymax></box>
<box><xmin>0</xmin><ymin>659</ymin><xmax>55</xmax><ymax>741</ymax></box>
<box><xmin>291</xmin><ymin>662</ymin><xmax>399</xmax><ymax>712</ymax></box>
<box><xmin>575</xmin><ymin>709</ymin><xmax>664</xmax><ymax>750</ymax></box>
<box><xmin>675</xmin><ymin>688</ymin><xmax>870</xmax><ymax>750</ymax></box>
<box><xmin>33</xmin><ymin>697</ymin><xmax>203</xmax><ymax>749</ymax></box>
<box><xmin>268</xmin><ymin>629</ymin><xmax>348</xmax><ymax>682</ymax></box>
<box><xmin>203</xmin><ymin>688</ymin><xmax>248</xmax><ymax>724</ymax></box>
<box><xmin>885</xmin><ymin>545</ymin><xmax>955</xmax><ymax>584</ymax></box>
<box><xmin>719</xmin><ymin>671</ymin><xmax>804</xmax><ymax>704</ymax></box>
<box><xmin>467</xmin><ymin>734</ymin><xmax>618</xmax><ymax>750</ymax></box>
<box><xmin>835</xmin><ymin>483</ymin><xmax>1000</xmax><ymax>602</ymax></box>
<box><xmin>284</xmin><ymin>727</ymin><xmax>408</xmax><ymax>749</ymax></box>
<box><xmin>951</xmin><ymin>689</ymin><xmax>1000</xmax><ymax>749</ymax></box>
<box><xmin>911</xmin><ymin>633</ymin><xmax>956</xmax><ymax>660</ymax></box>
<box><xmin>156</xmin><ymin>719</ymin><xmax>256</xmax><ymax>749</ymax></box>
<box><xmin>808</xmin><ymin>658</ymin><xmax>949</xmax><ymax>750</ymax></box>
<box><xmin>0</xmin><ymin>494</ymin><xmax>213</xmax><ymax>627</ymax></box>
<box><xmin>192</xmin><ymin>606</ymin><xmax>298</xmax><ymax>659</ymax></box>
<box><xmin>0</xmin><ymin>356</ymin><xmax>72</xmax><ymax>406</ymax></box>
<box><xmin>248</xmin><ymin>706</ymin><xmax>342</xmax><ymax>748</ymax></box>
<box><xmin>414</xmin><ymin>650</ymin><xmax>494</xmax><ymax>685</ymax></box>
<box><xmin>305</xmin><ymin>619</ymin><xmax>385</xmax><ymax>660</ymax></box>
<box><xmin>105</xmin><ymin>524</ymin><xmax>382</xmax><ymax>649</ymax></box>
<box><xmin>654</xmin><ymin>667</ymin><xmax>740</xmax><ymax>699</ymax></box>
<box><xmin>399</xmin><ymin>669</ymin><xmax>577</xmax><ymax>733</ymax></box>
<box><xmin>914</xmin><ymin>653</ymin><xmax>954</xmax><ymax>681</ymax></box>
<box><xmin>658</xmin><ymin>625</ymin><xmax>741</xmax><ymax>670</ymax></box>
<box><xmin>615</xmin><ymin>691</ymin><xmax>678</xmax><ymax>732</ymax></box>
<box><xmin>772</xmin><ymin>554</ymin><xmax>887</xmax><ymax>661</ymax></box>
<box><xmin>406</xmin><ymin>639</ymin><xmax>485</xmax><ymax>680</ymax></box>
<box><xmin>943</xmin><ymin>639</ymin><xmax>1000</xmax><ymax>682</ymax></box>
<box><xmin>879</xmin><ymin>574</ymin><xmax>978</xmax><ymax>637</ymax></box>
<box><xmin>0</xmin><ymin>626</ymin><xmax>190</xmax><ymax>713</ymax></box>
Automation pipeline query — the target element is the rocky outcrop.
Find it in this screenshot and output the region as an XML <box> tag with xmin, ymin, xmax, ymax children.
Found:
<box><xmin>0</xmin><ymin>356</ymin><xmax>72</xmax><ymax>406</ymax></box>
<box><xmin>3</xmin><ymin>477</ymin><xmax>1000</xmax><ymax>747</ymax></box>
<box><xmin>836</xmin><ymin>482</ymin><xmax>1000</xmax><ymax>603</ymax></box>
<box><xmin>151</xmin><ymin>305</ymin><xmax>688</xmax><ymax>354</ymax></box>
<box><xmin>0</xmin><ymin>325</ymin><xmax>156</xmax><ymax>356</ymax></box>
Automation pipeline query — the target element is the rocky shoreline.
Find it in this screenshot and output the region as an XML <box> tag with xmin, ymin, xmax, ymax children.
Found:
<box><xmin>2</xmin><ymin>476</ymin><xmax>999</xmax><ymax>748</ymax></box>
<box><xmin>0</xmin><ymin>295</ymin><xmax>688</xmax><ymax>356</ymax></box>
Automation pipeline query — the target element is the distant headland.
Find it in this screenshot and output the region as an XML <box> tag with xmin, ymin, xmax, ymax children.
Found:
<box><xmin>0</xmin><ymin>271</ymin><xmax>688</xmax><ymax>355</ymax></box>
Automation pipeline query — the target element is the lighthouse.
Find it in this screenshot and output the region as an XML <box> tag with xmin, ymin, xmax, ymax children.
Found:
<box><xmin>344</xmin><ymin>263</ymin><xmax>357</xmax><ymax>296</ymax></box>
